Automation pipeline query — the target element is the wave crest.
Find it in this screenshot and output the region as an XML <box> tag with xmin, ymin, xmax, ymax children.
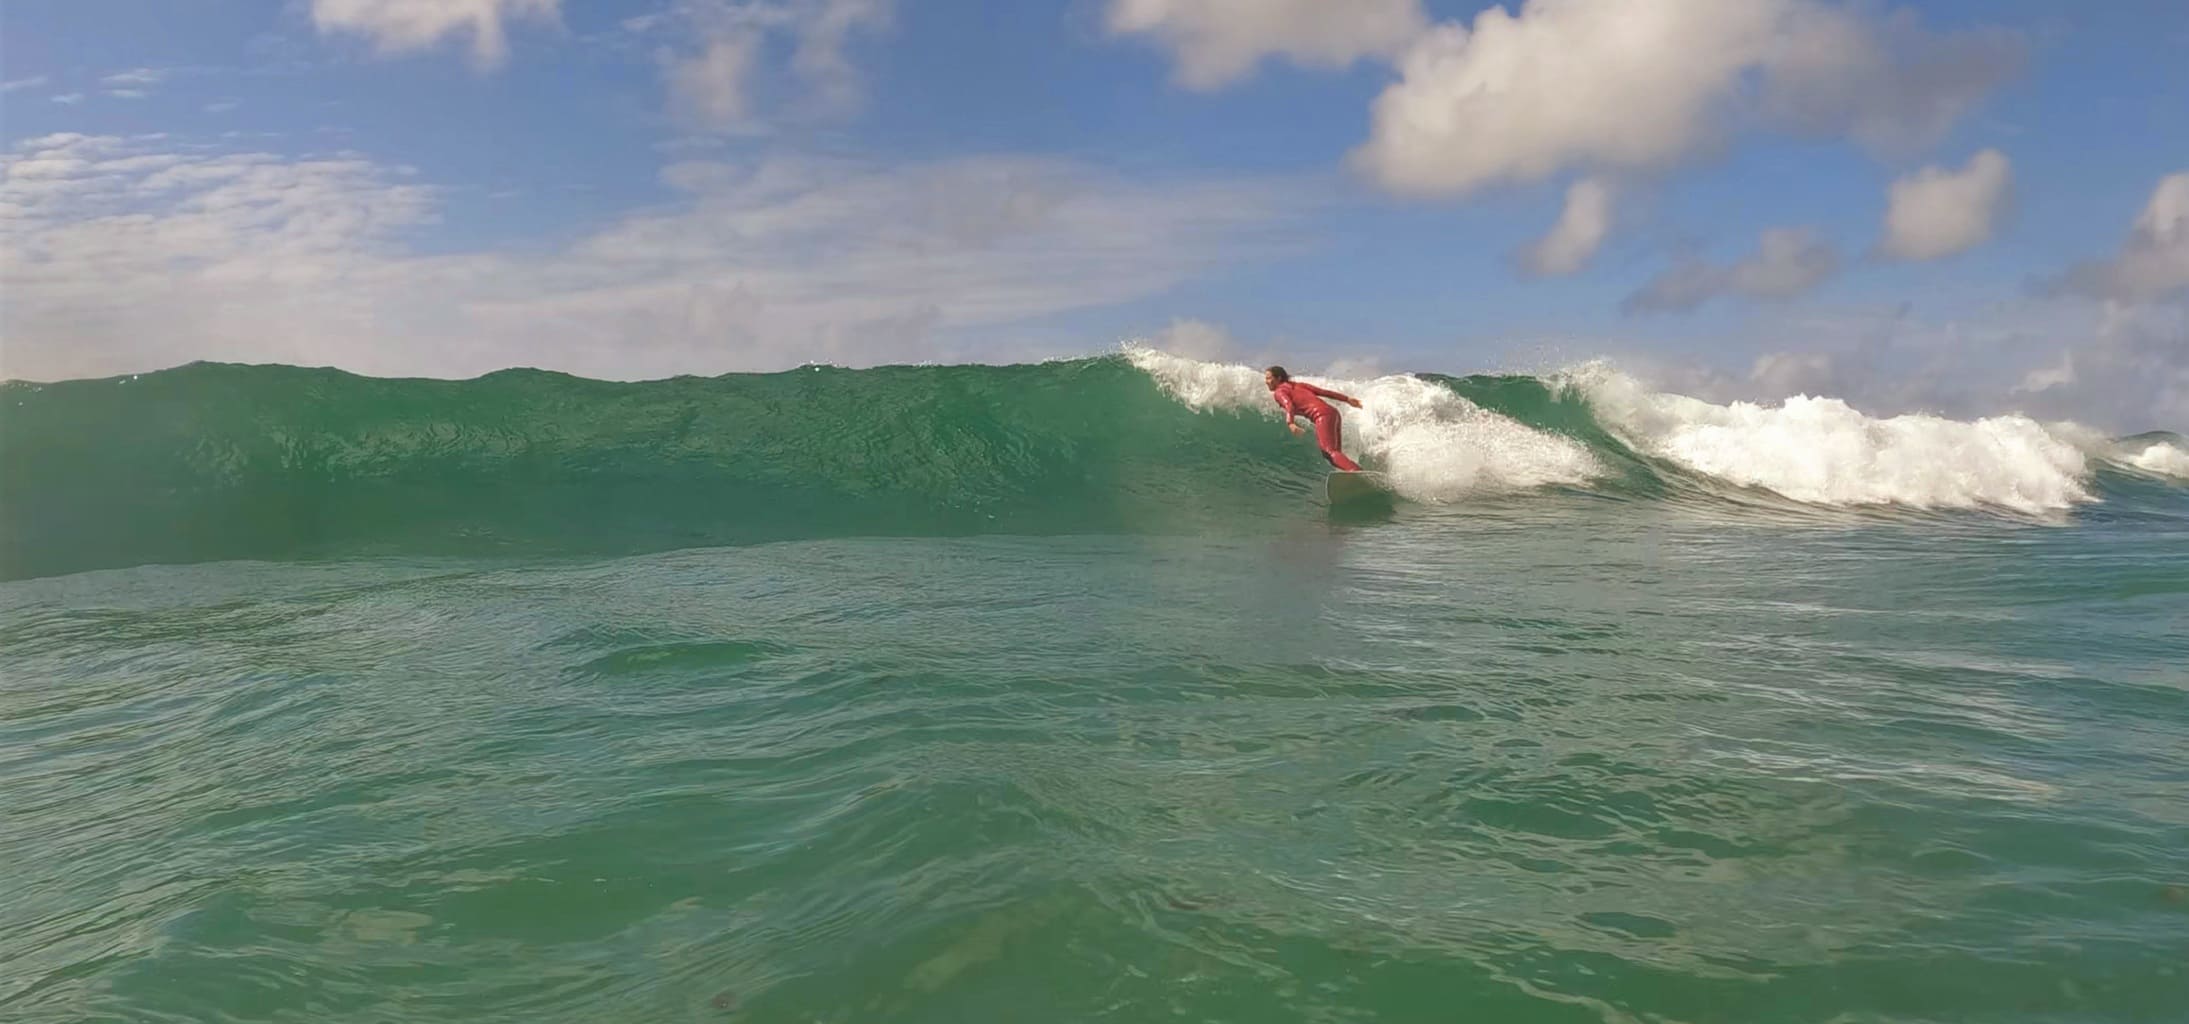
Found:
<box><xmin>1</xmin><ymin>352</ymin><xmax>2180</xmax><ymax>580</ymax></box>
<box><xmin>1561</xmin><ymin>363</ymin><xmax>2096</xmax><ymax>513</ymax></box>
<box><xmin>1126</xmin><ymin>346</ymin><xmax>1601</xmax><ymax>500</ymax></box>
<box><xmin>2125</xmin><ymin>439</ymin><xmax>2189</xmax><ymax>479</ymax></box>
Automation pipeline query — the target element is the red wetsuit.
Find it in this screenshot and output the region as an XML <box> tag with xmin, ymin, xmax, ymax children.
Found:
<box><xmin>1272</xmin><ymin>380</ymin><xmax>1363</xmax><ymax>472</ymax></box>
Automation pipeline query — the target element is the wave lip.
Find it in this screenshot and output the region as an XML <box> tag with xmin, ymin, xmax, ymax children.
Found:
<box><xmin>1562</xmin><ymin>363</ymin><xmax>2098</xmax><ymax>514</ymax></box>
<box><xmin>2123</xmin><ymin>438</ymin><xmax>2189</xmax><ymax>480</ymax></box>
<box><xmin>1125</xmin><ymin>346</ymin><xmax>1601</xmax><ymax>502</ymax></box>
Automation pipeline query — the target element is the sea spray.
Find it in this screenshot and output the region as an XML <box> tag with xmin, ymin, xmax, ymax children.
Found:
<box><xmin>1562</xmin><ymin>362</ymin><xmax>2098</xmax><ymax>513</ymax></box>
<box><xmin>2125</xmin><ymin>439</ymin><xmax>2189</xmax><ymax>479</ymax></box>
<box><xmin>1124</xmin><ymin>345</ymin><xmax>1601</xmax><ymax>500</ymax></box>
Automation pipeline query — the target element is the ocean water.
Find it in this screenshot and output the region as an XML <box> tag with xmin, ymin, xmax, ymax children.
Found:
<box><xmin>4</xmin><ymin>352</ymin><xmax>2187</xmax><ymax>1023</ymax></box>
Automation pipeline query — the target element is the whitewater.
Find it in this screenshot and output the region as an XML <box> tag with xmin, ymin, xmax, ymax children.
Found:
<box><xmin>3</xmin><ymin>349</ymin><xmax>2186</xmax><ymax>1024</ymax></box>
<box><xmin>1127</xmin><ymin>346</ymin><xmax>2180</xmax><ymax>514</ymax></box>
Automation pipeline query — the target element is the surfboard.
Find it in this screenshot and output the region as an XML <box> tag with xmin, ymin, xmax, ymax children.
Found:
<box><xmin>1325</xmin><ymin>470</ymin><xmax>1393</xmax><ymax>507</ymax></box>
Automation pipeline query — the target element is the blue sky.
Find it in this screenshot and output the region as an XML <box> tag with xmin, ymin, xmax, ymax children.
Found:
<box><xmin>2</xmin><ymin>0</ymin><xmax>2185</xmax><ymax>427</ymax></box>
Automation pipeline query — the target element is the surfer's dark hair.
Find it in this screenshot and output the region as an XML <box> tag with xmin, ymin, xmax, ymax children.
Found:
<box><xmin>1265</xmin><ymin>365</ymin><xmax>1290</xmax><ymax>381</ymax></box>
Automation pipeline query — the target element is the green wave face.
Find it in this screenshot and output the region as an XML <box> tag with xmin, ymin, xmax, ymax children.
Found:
<box><xmin>4</xmin><ymin>356</ymin><xmax>2183</xmax><ymax>580</ymax></box>
<box><xmin>0</xmin><ymin>359</ymin><xmax>1317</xmax><ymax>579</ymax></box>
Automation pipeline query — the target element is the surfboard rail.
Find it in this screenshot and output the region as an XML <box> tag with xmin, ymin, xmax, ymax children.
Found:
<box><xmin>1325</xmin><ymin>470</ymin><xmax>1394</xmax><ymax>507</ymax></box>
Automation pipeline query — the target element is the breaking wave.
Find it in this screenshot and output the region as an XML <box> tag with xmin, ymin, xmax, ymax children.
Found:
<box><xmin>2</xmin><ymin>350</ymin><xmax>2180</xmax><ymax>579</ymax></box>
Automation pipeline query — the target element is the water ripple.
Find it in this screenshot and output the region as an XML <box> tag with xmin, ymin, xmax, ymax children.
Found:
<box><xmin>4</xmin><ymin>519</ymin><xmax>2186</xmax><ymax>1022</ymax></box>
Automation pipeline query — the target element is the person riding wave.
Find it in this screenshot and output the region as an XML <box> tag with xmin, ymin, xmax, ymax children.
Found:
<box><xmin>1264</xmin><ymin>365</ymin><xmax>1363</xmax><ymax>472</ymax></box>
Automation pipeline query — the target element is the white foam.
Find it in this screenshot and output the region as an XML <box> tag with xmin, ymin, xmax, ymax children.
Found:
<box><xmin>2125</xmin><ymin>440</ymin><xmax>2189</xmax><ymax>479</ymax></box>
<box><xmin>1124</xmin><ymin>344</ymin><xmax>1600</xmax><ymax>500</ymax></box>
<box><xmin>1566</xmin><ymin>364</ymin><xmax>2095</xmax><ymax>512</ymax></box>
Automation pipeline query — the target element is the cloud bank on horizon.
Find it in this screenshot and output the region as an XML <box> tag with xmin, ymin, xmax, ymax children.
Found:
<box><xmin>1</xmin><ymin>0</ymin><xmax>2185</xmax><ymax>431</ymax></box>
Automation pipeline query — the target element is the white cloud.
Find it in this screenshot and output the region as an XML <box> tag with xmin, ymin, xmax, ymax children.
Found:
<box><xmin>2013</xmin><ymin>350</ymin><xmax>2073</xmax><ymax>394</ymax></box>
<box><xmin>668</xmin><ymin>33</ymin><xmax>764</xmax><ymax>129</ymax></box>
<box><xmin>1761</xmin><ymin>4</ymin><xmax>2023</xmax><ymax>156</ymax></box>
<box><xmin>99</xmin><ymin>68</ymin><xmax>168</xmax><ymax>88</ymax></box>
<box><xmin>50</xmin><ymin>93</ymin><xmax>85</xmax><ymax>105</ymax></box>
<box><xmin>1622</xmin><ymin>258</ymin><xmax>1720</xmax><ymax>314</ymax></box>
<box><xmin>1521</xmin><ymin>176</ymin><xmax>1613</xmax><ymax>276</ymax></box>
<box><xmin>310</xmin><ymin>0</ymin><xmax>560</xmax><ymax>69</ymax></box>
<box><xmin>1727</xmin><ymin>229</ymin><xmax>1842</xmax><ymax>298</ymax></box>
<box><xmin>1607</xmin><ymin>300</ymin><xmax>2186</xmax><ymax>433</ymax></box>
<box><xmin>1626</xmin><ymin>227</ymin><xmax>1839</xmax><ymax>313</ymax></box>
<box><xmin>2044</xmin><ymin>305</ymin><xmax>2189</xmax><ymax>429</ymax></box>
<box><xmin>105</xmin><ymin>90</ymin><xmax>150</xmax><ymax>100</ymax></box>
<box><xmin>1355</xmin><ymin>0</ymin><xmax>1776</xmax><ymax>196</ymax></box>
<box><xmin>0</xmin><ymin>137</ymin><xmax>440</xmax><ymax>352</ymax></box>
<box><xmin>655</xmin><ymin>0</ymin><xmax>894</xmax><ymax>131</ymax></box>
<box><xmin>2050</xmin><ymin>172</ymin><xmax>2189</xmax><ymax>304</ymax></box>
<box><xmin>0</xmin><ymin>134</ymin><xmax>1297</xmax><ymax>381</ymax></box>
<box><xmin>791</xmin><ymin>0</ymin><xmax>892</xmax><ymax>112</ymax></box>
<box><xmin>1351</xmin><ymin>0</ymin><xmax>2022</xmax><ymax>198</ymax></box>
<box><xmin>1106</xmin><ymin>0</ymin><xmax>1426</xmax><ymax>90</ymax></box>
<box><xmin>1878</xmin><ymin>148</ymin><xmax>2011</xmax><ymax>261</ymax></box>
<box><xmin>1</xmin><ymin>76</ymin><xmax>49</xmax><ymax>94</ymax></box>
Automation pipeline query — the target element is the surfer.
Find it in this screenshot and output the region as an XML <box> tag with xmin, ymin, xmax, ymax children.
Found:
<box><xmin>1264</xmin><ymin>366</ymin><xmax>1364</xmax><ymax>472</ymax></box>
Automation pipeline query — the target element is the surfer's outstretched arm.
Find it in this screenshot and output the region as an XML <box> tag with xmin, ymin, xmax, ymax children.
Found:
<box><xmin>1302</xmin><ymin>382</ymin><xmax>1363</xmax><ymax>408</ymax></box>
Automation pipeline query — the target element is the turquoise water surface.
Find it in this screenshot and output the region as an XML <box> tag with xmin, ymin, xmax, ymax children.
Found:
<box><xmin>4</xmin><ymin>358</ymin><xmax>2187</xmax><ymax>1022</ymax></box>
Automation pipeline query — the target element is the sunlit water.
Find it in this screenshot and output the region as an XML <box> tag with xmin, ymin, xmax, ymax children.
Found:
<box><xmin>5</xmin><ymin>499</ymin><xmax>2187</xmax><ymax>1023</ymax></box>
